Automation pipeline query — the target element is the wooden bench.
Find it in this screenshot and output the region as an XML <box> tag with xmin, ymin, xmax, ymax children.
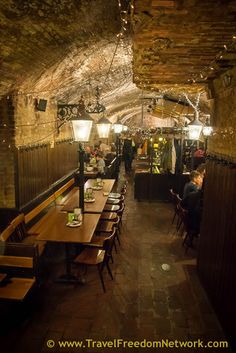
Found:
<box><xmin>54</xmin><ymin>178</ymin><xmax>75</xmax><ymax>205</ymax></box>
<box><xmin>2</xmin><ymin>214</ymin><xmax>46</xmax><ymax>256</ymax></box>
<box><xmin>0</xmin><ymin>277</ymin><xmax>36</xmax><ymax>301</ymax></box>
<box><xmin>0</xmin><ymin>243</ymin><xmax>38</xmax><ymax>301</ymax></box>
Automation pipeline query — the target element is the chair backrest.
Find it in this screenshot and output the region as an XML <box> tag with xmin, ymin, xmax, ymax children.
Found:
<box><xmin>117</xmin><ymin>204</ymin><xmax>125</xmax><ymax>219</ymax></box>
<box><xmin>169</xmin><ymin>189</ymin><xmax>181</xmax><ymax>206</ymax></box>
<box><xmin>111</xmin><ymin>215</ymin><xmax>120</xmax><ymax>229</ymax></box>
<box><xmin>103</xmin><ymin>229</ymin><xmax>116</xmax><ymax>261</ymax></box>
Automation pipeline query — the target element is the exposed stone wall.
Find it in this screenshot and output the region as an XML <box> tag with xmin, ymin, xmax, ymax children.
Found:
<box><xmin>14</xmin><ymin>93</ymin><xmax>72</xmax><ymax>147</ymax></box>
<box><xmin>0</xmin><ymin>97</ymin><xmax>16</xmax><ymax>207</ymax></box>
<box><xmin>208</xmin><ymin>67</ymin><xmax>236</xmax><ymax>161</ymax></box>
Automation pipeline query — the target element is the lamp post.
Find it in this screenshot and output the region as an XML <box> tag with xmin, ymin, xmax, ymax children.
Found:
<box><xmin>70</xmin><ymin>100</ymin><xmax>93</xmax><ymax>213</ymax></box>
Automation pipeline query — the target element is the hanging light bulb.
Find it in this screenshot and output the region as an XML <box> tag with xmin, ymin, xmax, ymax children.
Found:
<box><xmin>96</xmin><ymin>115</ymin><xmax>112</xmax><ymax>138</ymax></box>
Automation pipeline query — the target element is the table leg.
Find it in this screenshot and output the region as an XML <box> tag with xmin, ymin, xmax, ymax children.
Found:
<box><xmin>55</xmin><ymin>243</ymin><xmax>84</xmax><ymax>284</ymax></box>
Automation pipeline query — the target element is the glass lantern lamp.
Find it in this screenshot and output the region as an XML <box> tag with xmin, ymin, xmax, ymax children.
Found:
<box><xmin>71</xmin><ymin>113</ymin><xmax>93</xmax><ymax>142</ymax></box>
<box><xmin>188</xmin><ymin>112</ymin><xmax>203</xmax><ymax>140</ymax></box>
<box><xmin>96</xmin><ymin>116</ymin><xmax>112</xmax><ymax>138</ymax></box>
<box><xmin>113</xmin><ymin>118</ymin><xmax>123</xmax><ymax>134</ymax></box>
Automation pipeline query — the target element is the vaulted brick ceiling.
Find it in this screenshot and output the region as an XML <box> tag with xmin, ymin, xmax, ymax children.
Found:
<box><xmin>0</xmin><ymin>0</ymin><xmax>236</xmax><ymax>125</ymax></box>
<box><xmin>133</xmin><ymin>0</ymin><xmax>236</xmax><ymax>93</ymax></box>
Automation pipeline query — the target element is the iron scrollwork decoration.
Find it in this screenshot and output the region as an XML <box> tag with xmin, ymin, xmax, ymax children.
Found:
<box><xmin>86</xmin><ymin>86</ymin><xmax>106</xmax><ymax>114</ymax></box>
<box><xmin>57</xmin><ymin>104</ymin><xmax>82</xmax><ymax>121</ymax></box>
<box><xmin>57</xmin><ymin>87</ymin><xmax>106</xmax><ymax>121</ymax></box>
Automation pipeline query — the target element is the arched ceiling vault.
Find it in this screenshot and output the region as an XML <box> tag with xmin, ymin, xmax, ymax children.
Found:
<box><xmin>1</xmin><ymin>0</ymin><xmax>236</xmax><ymax>128</ymax></box>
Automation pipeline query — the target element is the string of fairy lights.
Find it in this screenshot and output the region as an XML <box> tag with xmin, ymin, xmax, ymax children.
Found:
<box><xmin>1</xmin><ymin>0</ymin><xmax>236</xmax><ymax>150</ymax></box>
<box><xmin>188</xmin><ymin>35</ymin><xmax>236</xmax><ymax>84</ymax></box>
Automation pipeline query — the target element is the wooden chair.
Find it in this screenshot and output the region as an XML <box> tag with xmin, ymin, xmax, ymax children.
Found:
<box><xmin>105</xmin><ymin>198</ymin><xmax>121</xmax><ymax>205</ymax></box>
<box><xmin>100</xmin><ymin>211</ymin><xmax>118</xmax><ymax>222</ymax></box>
<box><xmin>169</xmin><ymin>189</ymin><xmax>182</xmax><ymax>231</ymax></box>
<box><xmin>103</xmin><ymin>204</ymin><xmax>120</xmax><ymax>212</ymax></box>
<box><xmin>73</xmin><ymin>231</ymin><xmax>115</xmax><ymax>292</ymax></box>
<box><xmin>95</xmin><ymin>216</ymin><xmax>121</xmax><ymax>253</ymax></box>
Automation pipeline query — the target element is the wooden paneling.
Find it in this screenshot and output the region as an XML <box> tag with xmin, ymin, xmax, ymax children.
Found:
<box><xmin>197</xmin><ymin>159</ymin><xmax>236</xmax><ymax>343</ymax></box>
<box><xmin>16</xmin><ymin>141</ymin><xmax>79</xmax><ymax>207</ymax></box>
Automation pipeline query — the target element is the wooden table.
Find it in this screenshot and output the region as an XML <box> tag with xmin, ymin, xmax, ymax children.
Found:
<box><xmin>61</xmin><ymin>179</ymin><xmax>115</xmax><ymax>214</ymax></box>
<box><xmin>36</xmin><ymin>210</ymin><xmax>101</xmax><ymax>283</ymax></box>
<box><xmin>37</xmin><ymin>211</ymin><xmax>100</xmax><ymax>244</ymax></box>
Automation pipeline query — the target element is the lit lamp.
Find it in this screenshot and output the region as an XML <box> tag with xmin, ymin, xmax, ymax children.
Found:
<box><xmin>113</xmin><ymin>118</ymin><xmax>123</xmax><ymax>179</ymax></box>
<box><xmin>96</xmin><ymin>115</ymin><xmax>112</xmax><ymax>138</ymax></box>
<box><xmin>202</xmin><ymin>117</ymin><xmax>213</xmax><ymax>152</ymax></box>
<box><xmin>113</xmin><ymin>121</ymin><xmax>123</xmax><ymax>134</ymax></box>
<box><xmin>202</xmin><ymin>118</ymin><xmax>213</xmax><ymax>137</ymax></box>
<box><xmin>187</xmin><ymin>112</ymin><xmax>203</xmax><ymax>140</ymax></box>
<box><xmin>70</xmin><ymin>100</ymin><xmax>93</xmax><ymax>212</ymax></box>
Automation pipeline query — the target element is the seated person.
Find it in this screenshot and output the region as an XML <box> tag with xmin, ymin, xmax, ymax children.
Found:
<box><xmin>96</xmin><ymin>153</ymin><xmax>106</xmax><ymax>177</ymax></box>
<box><xmin>181</xmin><ymin>189</ymin><xmax>203</xmax><ymax>235</ymax></box>
<box><xmin>84</xmin><ymin>146</ymin><xmax>91</xmax><ymax>163</ymax></box>
<box><xmin>183</xmin><ymin>170</ymin><xmax>203</xmax><ymax>199</ymax></box>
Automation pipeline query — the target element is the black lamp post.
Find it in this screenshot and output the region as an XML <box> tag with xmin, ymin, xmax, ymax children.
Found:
<box><xmin>70</xmin><ymin>101</ymin><xmax>93</xmax><ymax>213</ymax></box>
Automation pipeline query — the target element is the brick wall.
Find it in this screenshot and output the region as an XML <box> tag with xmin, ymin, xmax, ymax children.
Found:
<box><xmin>14</xmin><ymin>94</ymin><xmax>72</xmax><ymax>147</ymax></box>
<box><xmin>208</xmin><ymin>67</ymin><xmax>236</xmax><ymax>161</ymax></box>
<box><xmin>0</xmin><ymin>97</ymin><xmax>16</xmax><ymax>207</ymax></box>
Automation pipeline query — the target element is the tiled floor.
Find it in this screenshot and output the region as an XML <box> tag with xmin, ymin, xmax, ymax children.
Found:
<box><xmin>0</xmin><ymin>170</ymin><xmax>232</xmax><ymax>353</ymax></box>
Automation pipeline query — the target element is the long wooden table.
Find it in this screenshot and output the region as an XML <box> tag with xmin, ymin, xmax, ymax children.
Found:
<box><xmin>34</xmin><ymin>208</ymin><xmax>101</xmax><ymax>283</ymax></box>
<box><xmin>61</xmin><ymin>179</ymin><xmax>115</xmax><ymax>214</ymax></box>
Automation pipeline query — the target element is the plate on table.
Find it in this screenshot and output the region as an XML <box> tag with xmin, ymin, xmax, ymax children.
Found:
<box><xmin>84</xmin><ymin>198</ymin><xmax>95</xmax><ymax>203</ymax></box>
<box><xmin>66</xmin><ymin>221</ymin><xmax>82</xmax><ymax>228</ymax></box>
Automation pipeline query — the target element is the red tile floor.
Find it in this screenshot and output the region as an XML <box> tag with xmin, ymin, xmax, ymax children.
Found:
<box><xmin>0</xmin><ymin>170</ymin><xmax>232</xmax><ymax>353</ymax></box>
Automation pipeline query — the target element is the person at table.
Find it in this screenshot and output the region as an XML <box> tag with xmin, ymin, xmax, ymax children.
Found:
<box><xmin>96</xmin><ymin>153</ymin><xmax>106</xmax><ymax>177</ymax></box>
<box><xmin>84</xmin><ymin>145</ymin><xmax>91</xmax><ymax>163</ymax></box>
<box><xmin>183</xmin><ymin>170</ymin><xmax>203</xmax><ymax>199</ymax></box>
<box><xmin>181</xmin><ymin>189</ymin><xmax>203</xmax><ymax>236</ymax></box>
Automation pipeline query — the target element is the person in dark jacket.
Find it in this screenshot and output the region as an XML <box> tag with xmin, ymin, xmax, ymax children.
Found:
<box><xmin>181</xmin><ymin>189</ymin><xmax>203</xmax><ymax>235</ymax></box>
<box><xmin>183</xmin><ymin>170</ymin><xmax>203</xmax><ymax>199</ymax></box>
<box><xmin>123</xmin><ymin>138</ymin><xmax>133</xmax><ymax>173</ymax></box>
